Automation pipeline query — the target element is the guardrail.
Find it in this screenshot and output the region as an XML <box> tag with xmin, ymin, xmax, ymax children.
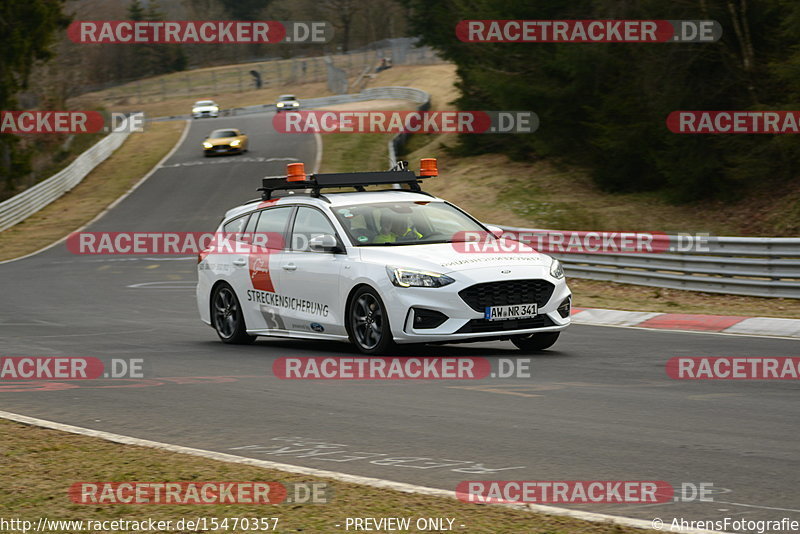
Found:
<box><xmin>0</xmin><ymin>115</ymin><xmax>136</xmax><ymax>232</ymax></box>
<box><xmin>150</xmin><ymin>86</ymin><xmax>432</xmax><ymax>123</ymax></box>
<box><xmin>497</xmin><ymin>227</ymin><xmax>800</xmax><ymax>299</ymax></box>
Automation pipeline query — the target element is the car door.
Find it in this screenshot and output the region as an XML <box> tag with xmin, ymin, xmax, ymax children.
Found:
<box><xmin>278</xmin><ymin>206</ymin><xmax>347</xmax><ymax>337</ymax></box>
<box><xmin>239</xmin><ymin>206</ymin><xmax>293</xmax><ymax>332</ymax></box>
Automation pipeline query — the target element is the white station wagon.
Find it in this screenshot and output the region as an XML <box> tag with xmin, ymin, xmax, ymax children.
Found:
<box><xmin>197</xmin><ymin>160</ymin><xmax>571</xmax><ymax>353</ymax></box>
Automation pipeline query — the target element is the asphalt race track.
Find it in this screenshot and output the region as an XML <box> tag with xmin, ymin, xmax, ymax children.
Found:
<box><xmin>1</xmin><ymin>111</ymin><xmax>798</xmax><ymax>532</ymax></box>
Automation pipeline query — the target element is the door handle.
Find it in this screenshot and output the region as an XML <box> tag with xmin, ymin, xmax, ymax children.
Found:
<box><xmin>232</xmin><ymin>258</ymin><xmax>247</xmax><ymax>267</ymax></box>
<box><xmin>282</xmin><ymin>263</ymin><xmax>297</xmax><ymax>271</ymax></box>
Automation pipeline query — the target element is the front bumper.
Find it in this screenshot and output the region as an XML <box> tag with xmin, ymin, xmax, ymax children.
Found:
<box><xmin>204</xmin><ymin>145</ymin><xmax>241</xmax><ymax>155</ymax></box>
<box><xmin>378</xmin><ymin>268</ymin><xmax>571</xmax><ymax>344</ymax></box>
<box><xmin>193</xmin><ymin>111</ymin><xmax>219</xmax><ymax>118</ymax></box>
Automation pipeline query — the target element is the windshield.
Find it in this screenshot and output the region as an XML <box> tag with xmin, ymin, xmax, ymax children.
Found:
<box><xmin>210</xmin><ymin>130</ymin><xmax>237</xmax><ymax>138</ymax></box>
<box><xmin>332</xmin><ymin>200</ymin><xmax>487</xmax><ymax>246</ymax></box>
<box><xmin>279</xmin><ymin>95</ymin><xmax>296</xmax><ymax>101</ymax></box>
<box><xmin>195</xmin><ymin>100</ymin><xmax>215</xmax><ymax>106</ymax></box>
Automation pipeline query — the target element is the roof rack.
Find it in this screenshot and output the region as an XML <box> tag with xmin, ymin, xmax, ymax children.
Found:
<box><xmin>258</xmin><ymin>159</ymin><xmax>438</xmax><ymax>201</ymax></box>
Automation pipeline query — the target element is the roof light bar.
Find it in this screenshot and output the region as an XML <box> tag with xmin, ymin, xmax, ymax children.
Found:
<box><xmin>258</xmin><ymin>159</ymin><xmax>438</xmax><ymax>200</ymax></box>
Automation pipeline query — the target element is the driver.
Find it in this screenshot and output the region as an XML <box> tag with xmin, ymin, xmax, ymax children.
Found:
<box><xmin>374</xmin><ymin>210</ymin><xmax>422</xmax><ymax>243</ymax></box>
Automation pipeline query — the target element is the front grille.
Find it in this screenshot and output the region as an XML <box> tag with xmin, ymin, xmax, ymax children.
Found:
<box><xmin>459</xmin><ymin>279</ymin><xmax>555</xmax><ymax>312</ymax></box>
<box><xmin>215</xmin><ymin>145</ymin><xmax>230</xmax><ymax>150</ymax></box>
<box><xmin>456</xmin><ymin>314</ymin><xmax>555</xmax><ymax>334</ymax></box>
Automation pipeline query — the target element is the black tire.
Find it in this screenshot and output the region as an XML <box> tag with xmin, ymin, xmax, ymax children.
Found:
<box><xmin>211</xmin><ymin>284</ymin><xmax>256</xmax><ymax>344</ymax></box>
<box><xmin>511</xmin><ymin>332</ymin><xmax>560</xmax><ymax>352</ymax></box>
<box><xmin>347</xmin><ymin>286</ymin><xmax>394</xmax><ymax>354</ymax></box>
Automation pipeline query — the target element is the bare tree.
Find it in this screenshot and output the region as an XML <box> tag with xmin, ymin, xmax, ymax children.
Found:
<box><xmin>320</xmin><ymin>0</ymin><xmax>361</xmax><ymax>52</ymax></box>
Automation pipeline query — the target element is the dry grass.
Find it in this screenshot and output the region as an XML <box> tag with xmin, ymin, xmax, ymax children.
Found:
<box><xmin>362</xmin><ymin>64</ymin><xmax>461</xmax><ymax>111</ymax></box>
<box><xmin>0</xmin><ymin>121</ymin><xmax>185</xmax><ymax>262</ymax></box>
<box><xmin>0</xmin><ymin>418</ymin><xmax>645</xmax><ymax>534</ymax></box>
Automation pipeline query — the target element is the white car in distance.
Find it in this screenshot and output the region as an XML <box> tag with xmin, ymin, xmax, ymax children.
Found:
<box><xmin>192</xmin><ymin>100</ymin><xmax>220</xmax><ymax>119</ymax></box>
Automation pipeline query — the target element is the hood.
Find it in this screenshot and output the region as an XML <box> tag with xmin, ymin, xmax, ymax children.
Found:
<box><xmin>206</xmin><ymin>136</ymin><xmax>242</xmax><ymax>146</ymax></box>
<box><xmin>193</xmin><ymin>104</ymin><xmax>218</xmax><ymax>111</ymax></box>
<box><xmin>356</xmin><ymin>242</ymin><xmax>551</xmax><ymax>274</ymax></box>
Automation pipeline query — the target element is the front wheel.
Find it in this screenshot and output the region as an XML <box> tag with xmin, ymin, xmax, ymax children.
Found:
<box><xmin>511</xmin><ymin>332</ymin><xmax>560</xmax><ymax>351</ymax></box>
<box><xmin>211</xmin><ymin>284</ymin><xmax>255</xmax><ymax>344</ymax></box>
<box><xmin>348</xmin><ymin>287</ymin><xmax>394</xmax><ymax>354</ymax></box>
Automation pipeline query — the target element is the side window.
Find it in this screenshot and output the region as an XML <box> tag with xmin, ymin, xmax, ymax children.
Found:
<box><xmin>244</xmin><ymin>212</ymin><xmax>259</xmax><ymax>234</ymax></box>
<box><xmin>222</xmin><ymin>214</ymin><xmax>250</xmax><ymax>242</ymax></box>
<box><xmin>240</xmin><ymin>211</ymin><xmax>259</xmax><ymax>243</ymax></box>
<box><xmin>291</xmin><ymin>207</ymin><xmax>337</xmax><ymax>251</ymax></box>
<box><xmin>255</xmin><ymin>207</ymin><xmax>292</xmax><ymax>250</ymax></box>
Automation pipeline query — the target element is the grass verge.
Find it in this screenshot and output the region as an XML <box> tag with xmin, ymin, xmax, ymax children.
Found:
<box><xmin>0</xmin><ymin>121</ymin><xmax>185</xmax><ymax>262</ymax></box>
<box><xmin>0</xmin><ymin>418</ymin><xmax>644</xmax><ymax>534</ymax></box>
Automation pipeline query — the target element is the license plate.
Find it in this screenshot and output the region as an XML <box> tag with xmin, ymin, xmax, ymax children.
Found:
<box><xmin>485</xmin><ymin>303</ymin><xmax>538</xmax><ymax>321</ymax></box>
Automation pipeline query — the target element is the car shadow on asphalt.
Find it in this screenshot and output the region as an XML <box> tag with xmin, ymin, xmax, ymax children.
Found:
<box><xmin>194</xmin><ymin>338</ymin><xmax>574</xmax><ymax>359</ymax></box>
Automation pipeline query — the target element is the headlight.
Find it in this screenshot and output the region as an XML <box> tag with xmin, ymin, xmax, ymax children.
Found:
<box><xmin>210</xmin><ymin>106</ymin><xmax>219</xmax><ymax>112</ymax></box>
<box><xmin>230</xmin><ymin>139</ymin><xmax>241</xmax><ymax>147</ymax></box>
<box><xmin>292</xmin><ymin>102</ymin><xmax>299</xmax><ymax>106</ymax></box>
<box><xmin>277</xmin><ymin>102</ymin><xmax>285</xmax><ymax>107</ymax></box>
<box><xmin>550</xmin><ymin>258</ymin><xmax>565</xmax><ymax>279</ymax></box>
<box><xmin>202</xmin><ymin>142</ymin><xmax>213</xmax><ymax>149</ymax></box>
<box><xmin>386</xmin><ymin>266</ymin><xmax>455</xmax><ymax>288</ymax></box>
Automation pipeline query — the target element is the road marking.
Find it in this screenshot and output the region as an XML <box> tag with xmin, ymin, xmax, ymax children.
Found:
<box><xmin>446</xmin><ymin>384</ymin><xmax>555</xmax><ymax>398</ymax></box>
<box><xmin>0</xmin><ymin>410</ymin><xmax>730</xmax><ymax>534</ymax></box>
<box><xmin>575</xmin><ymin>322</ymin><xmax>800</xmax><ymax>341</ymax></box>
<box><xmin>126</xmin><ymin>280</ymin><xmax>194</xmax><ymax>289</ymax></box>
<box><xmin>313</xmin><ymin>130</ymin><xmax>323</xmax><ymax>173</ymax></box>
<box><xmin>0</xmin><ymin>319</ymin><xmax>65</xmax><ymax>327</ymax></box>
<box><xmin>160</xmin><ymin>156</ymin><xmax>298</xmax><ymax>169</ymax></box>
<box><xmin>686</xmin><ymin>393</ymin><xmax>743</xmax><ymax>401</ymax></box>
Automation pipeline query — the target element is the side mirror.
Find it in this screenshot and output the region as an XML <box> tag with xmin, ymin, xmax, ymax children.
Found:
<box><xmin>485</xmin><ymin>225</ymin><xmax>504</xmax><ymax>238</ymax></box>
<box><xmin>309</xmin><ymin>234</ymin><xmax>341</xmax><ymax>253</ymax></box>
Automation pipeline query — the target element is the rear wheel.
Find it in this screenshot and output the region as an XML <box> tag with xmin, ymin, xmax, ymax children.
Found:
<box><xmin>211</xmin><ymin>284</ymin><xmax>255</xmax><ymax>344</ymax></box>
<box><xmin>348</xmin><ymin>287</ymin><xmax>394</xmax><ymax>354</ymax></box>
<box><xmin>511</xmin><ymin>332</ymin><xmax>560</xmax><ymax>352</ymax></box>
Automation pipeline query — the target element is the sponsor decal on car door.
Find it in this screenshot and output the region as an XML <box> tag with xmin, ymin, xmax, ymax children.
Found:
<box><xmin>279</xmin><ymin>206</ymin><xmax>345</xmax><ymax>336</ymax></box>
<box><xmin>243</xmin><ymin>206</ymin><xmax>292</xmax><ymax>331</ymax></box>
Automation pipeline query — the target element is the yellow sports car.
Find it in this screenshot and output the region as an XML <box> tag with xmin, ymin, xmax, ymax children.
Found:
<box><xmin>202</xmin><ymin>128</ymin><xmax>249</xmax><ymax>156</ymax></box>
